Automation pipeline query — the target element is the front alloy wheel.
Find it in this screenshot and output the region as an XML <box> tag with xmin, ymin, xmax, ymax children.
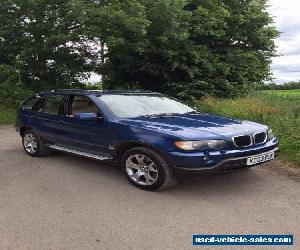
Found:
<box><xmin>126</xmin><ymin>154</ymin><xmax>159</xmax><ymax>186</ymax></box>
<box><xmin>122</xmin><ymin>147</ymin><xmax>177</xmax><ymax>191</ymax></box>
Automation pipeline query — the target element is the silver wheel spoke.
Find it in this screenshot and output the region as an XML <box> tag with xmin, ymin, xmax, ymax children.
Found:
<box><xmin>126</xmin><ymin>159</ymin><xmax>140</xmax><ymax>170</ymax></box>
<box><xmin>144</xmin><ymin>173</ymin><xmax>155</xmax><ymax>184</ymax></box>
<box><xmin>132</xmin><ymin>170</ymin><xmax>144</xmax><ymax>182</ymax></box>
<box><xmin>147</xmin><ymin>163</ymin><xmax>157</xmax><ymax>173</ymax></box>
<box><xmin>135</xmin><ymin>154</ymin><xmax>145</xmax><ymax>165</ymax></box>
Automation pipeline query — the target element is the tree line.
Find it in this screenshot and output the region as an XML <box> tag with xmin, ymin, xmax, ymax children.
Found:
<box><xmin>0</xmin><ymin>0</ymin><xmax>279</xmax><ymax>105</ymax></box>
<box><xmin>261</xmin><ymin>81</ymin><xmax>300</xmax><ymax>90</ymax></box>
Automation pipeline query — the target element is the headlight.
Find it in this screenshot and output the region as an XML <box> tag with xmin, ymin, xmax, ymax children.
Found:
<box><xmin>175</xmin><ymin>140</ymin><xmax>227</xmax><ymax>151</ymax></box>
<box><xmin>267</xmin><ymin>129</ymin><xmax>274</xmax><ymax>141</ymax></box>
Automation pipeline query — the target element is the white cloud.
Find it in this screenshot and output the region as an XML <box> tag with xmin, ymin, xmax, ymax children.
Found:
<box><xmin>268</xmin><ymin>0</ymin><xmax>300</xmax><ymax>83</ymax></box>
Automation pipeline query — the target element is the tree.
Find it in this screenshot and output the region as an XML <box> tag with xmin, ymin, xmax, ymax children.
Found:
<box><xmin>0</xmin><ymin>64</ymin><xmax>32</xmax><ymax>106</ymax></box>
<box><xmin>0</xmin><ymin>0</ymin><xmax>279</xmax><ymax>101</ymax></box>
<box><xmin>85</xmin><ymin>0</ymin><xmax>279</xmax><ymax>100</ymax></box>
<box><xmin>0</xmin><ymin>0</ymin><xmax>99</xmax><ymax>91</ymax></box>
<box><xmin>81</xmin><ymin>0</ymin><xmax>150</xmax><ymax>86</ymax></box>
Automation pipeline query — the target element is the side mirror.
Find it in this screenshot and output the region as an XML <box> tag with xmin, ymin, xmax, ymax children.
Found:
<box><xmin>75</xmin><ymin>112</ymin><xmax>101</xmax><ymax>121</ymax></box>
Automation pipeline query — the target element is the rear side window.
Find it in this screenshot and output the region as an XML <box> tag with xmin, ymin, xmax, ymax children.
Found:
<box><xmin>44</xmin><ymin>95</ymin><xmax>64</xmax><ymax>115</ymax></box>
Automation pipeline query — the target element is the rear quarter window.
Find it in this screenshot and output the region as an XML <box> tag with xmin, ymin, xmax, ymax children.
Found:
<box><xmin>23</xmin><ymin>95</ymin><xmax>46</xmax><ymax>112</ymax></box>
<box><xmin>32</xmin><ymin>97</ymin><xmax>47</xmax><ymax>112</ymax></box>
<box><xmin>23</xmin><ymin>96</ymin><xmax>38</xmax><ymax>111</ymax></box>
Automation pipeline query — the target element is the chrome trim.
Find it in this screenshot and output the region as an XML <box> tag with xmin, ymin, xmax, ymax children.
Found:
<box><xmin>48</xmin><ymin>145</ymin><xmax>112</xmax><ymax>161</ymax></box>
<box><xmin>175</xmin><ymin>147</ymin><xmax>279</xmax><ymax>171</ymax></box>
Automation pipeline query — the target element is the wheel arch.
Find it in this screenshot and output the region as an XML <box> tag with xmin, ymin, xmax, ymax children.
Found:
<box><xmin>115</xmin><ymin>141</ymin><xmax>170</xmax><ymax>163</ymax></box>
<box><xmin>20</xmin><ymin>126</ymin><xmax>33</xmax><ymax>137</ymax></box>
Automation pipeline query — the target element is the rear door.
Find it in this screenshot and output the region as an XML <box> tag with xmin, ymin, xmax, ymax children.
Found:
<box><xmin>36</xmin><ymin>94</ymin><xmax>66</xmax><ymax>144</ymax></box>
<box><xmin>17</xmin><ymin>94</ymin><xmax>46</xmax><ymax>128</ymax></box>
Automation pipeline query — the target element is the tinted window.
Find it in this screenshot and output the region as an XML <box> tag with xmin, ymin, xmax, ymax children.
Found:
<box><xmin>70</xmin><ymin>95</ymin><xmax>99</xmax><ymax>116</ymax></box>
<box><xmin>44</xmin><ymin>95</ymin><xmax>64</xmax><ymax>115</ymax></box>
<box><xmin>23</xmin><ymin>97</ymin><xmax>38</xmax><ymax>110</ymax></box>
<box><xmin>98</xmin><ymin>95</ymin><xmax>194</xmax><ymax>118</ymax></box>
<box><xmin>32</xmin><ymin>97</ymin><xmax>46</xmax><ymax>112</ymax></box>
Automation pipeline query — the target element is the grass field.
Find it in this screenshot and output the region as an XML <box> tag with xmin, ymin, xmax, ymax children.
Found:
<box><xmin>263</xmin><ymin>89</ymin><xmax>300</xmax><ymax>98</ymax></box>
<box><xmin>195</xmin><ymin>90</ymin><xmax>300</xmax><ymax>165</ymax></box>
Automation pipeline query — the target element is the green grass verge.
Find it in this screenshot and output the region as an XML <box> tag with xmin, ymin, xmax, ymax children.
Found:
<box><xmin>195</xmin><ymin>91</ymin><xmax>300</xmax><ymax>166</ymax></box>
<box><xmin>0</xmin><ymin>105</ymin><xmax>16</xmax><ymax>124</ymax></box>
<box><xmin>263</xmin><ymin>89</ymin><xmax>300</xmax><ymax>97</ymax></box>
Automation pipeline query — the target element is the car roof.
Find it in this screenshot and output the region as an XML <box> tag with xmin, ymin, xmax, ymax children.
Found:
<box><xmin>39</xmin><ymin>89</ymin><xmax>161</xmax><ymax>96</ymax></box>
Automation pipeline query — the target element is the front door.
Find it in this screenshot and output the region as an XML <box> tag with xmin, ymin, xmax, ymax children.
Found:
<box><xmin>59</xmin><ymin>95</ymin><xmax>115</xmax><ymax>157</ymax></box>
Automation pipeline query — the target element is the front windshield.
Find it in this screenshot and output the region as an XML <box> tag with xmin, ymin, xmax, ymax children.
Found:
<box><xmin>98</xmin><ymin>94</ymin><xmax>195</xmax><ymax>118</ymax></box>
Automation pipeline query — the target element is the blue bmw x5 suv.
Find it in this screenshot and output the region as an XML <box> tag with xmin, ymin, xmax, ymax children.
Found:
<box><xmin>16</xmin><ymin>89</ymin><xmax>279</xmax><ymax>190</ymax></box>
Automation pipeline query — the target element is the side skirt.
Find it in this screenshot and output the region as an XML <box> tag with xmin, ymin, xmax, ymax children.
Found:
<box><xmin>48</xmin><ymin>144</ymin><xmax>113</xmax><ymax>161</ymax></box>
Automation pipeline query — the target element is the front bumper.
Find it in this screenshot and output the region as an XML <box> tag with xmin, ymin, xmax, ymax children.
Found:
<box><xmin>168</xmin><ymin>138</ymin><xmax>279</xmax><ymax>173</ymax></box>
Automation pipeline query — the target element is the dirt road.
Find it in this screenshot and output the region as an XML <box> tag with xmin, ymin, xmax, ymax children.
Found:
<box><xmin>0</xmin><ymin>125</ymin><xmax>299</xmax><ymax>250</ymax></box>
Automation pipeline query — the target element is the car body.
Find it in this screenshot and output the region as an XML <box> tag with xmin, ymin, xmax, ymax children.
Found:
<box><xmin>16</xmin><ymin>89</ymin><xmax>279</xmax><ymax>190</ymax></box>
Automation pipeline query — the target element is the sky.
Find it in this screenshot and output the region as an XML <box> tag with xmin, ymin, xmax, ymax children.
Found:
<box><xmin>88</xmin><ymin>0</ymin><xmax>300</xmax><ymax>84</ymax></box>
<box><xmin>268</xmin><ymin>0</ymin><xmax>300</xmax><ymax>83</ymax></box>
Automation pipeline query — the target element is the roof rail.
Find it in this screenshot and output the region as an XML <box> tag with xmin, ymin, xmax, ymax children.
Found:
<box><xmin>38</xmin><ymin>89</ymin><xmax>159</xmax><ymax>95</ymax></box>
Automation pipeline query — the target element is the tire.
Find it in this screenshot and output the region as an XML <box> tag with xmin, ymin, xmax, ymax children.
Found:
<box><xmin>121</xmin><ymin>147</ymin><xmax>177</xmax><ymax>191</ymax></box>
<box><xmin>22</xmin><ymin>130</ymin><xmax>52</xmax><ymax>157</ymax></box>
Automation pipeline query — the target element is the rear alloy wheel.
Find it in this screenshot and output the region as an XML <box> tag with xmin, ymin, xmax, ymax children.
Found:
<box><xmin>22</xmin><ymin>130</ymin><xmax>52</xmax><ymax>157</ymax></box>
<box><xmin>23</xmin><ymin>133</ymin><xmax>38</xmax><ymax>154</ymax></box>
<box><xmin>122</xmin><ymin>147</ymin><xmax>177</xmax><ymax>191</ymax></box>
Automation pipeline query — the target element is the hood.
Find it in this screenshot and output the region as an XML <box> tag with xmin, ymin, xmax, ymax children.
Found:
<box><xmin>119</xmin><ymin>112</ymin><xmax>268</xmax><ymax>140</ymax></box>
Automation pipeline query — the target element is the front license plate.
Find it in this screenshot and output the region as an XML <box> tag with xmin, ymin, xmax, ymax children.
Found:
<box><xmin>246</xmin><ymin>151</ymin><xmax>275</xmax><ymax>166</ymax></box>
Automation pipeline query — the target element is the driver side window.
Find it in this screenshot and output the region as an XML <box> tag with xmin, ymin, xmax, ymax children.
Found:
<box><xmin>70</xmin><ymin>95</ymin><xmax>100</xmax><ymax>117</ymax></box>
